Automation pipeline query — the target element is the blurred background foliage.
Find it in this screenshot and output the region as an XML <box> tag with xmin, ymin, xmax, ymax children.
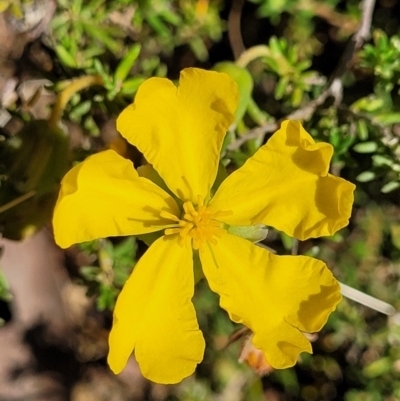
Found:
<box><xmin>1</xmin><ymin>0</ymin><xmax>400</xmax><ymax>400</ymax></box>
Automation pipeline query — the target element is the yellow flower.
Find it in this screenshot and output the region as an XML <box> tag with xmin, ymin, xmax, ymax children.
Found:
<box><xmin>52</xmin><ymin>68</ymin><xmax>355</xmax><ymax>384</ymax></box>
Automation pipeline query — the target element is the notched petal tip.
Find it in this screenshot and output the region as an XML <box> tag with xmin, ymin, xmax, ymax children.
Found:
<box><xmin>286</xmin><ymin>259</ymin><xmax>342</xmax><ymax>334</ymax></box>
<box><xmin>307</xmin><ymin>174</ymin><xmax>356</xmax><ymax>240</ymax></box>
<box><xmin>252</xmin><ymin>321</ymin><xmax>313</xmax><ymax>370</ymax></box>
<box><xmin>200</xmin><ymin>235</ymin><xmax>340</xmax><ymax>372</ymax></box>
<box><xmin>117</xmin><ymin>67</ymin><xmax>239</xmax><ymax>203</ymax></box>
<box><xmin>209</xmin><ymin>119</ymin><xmax>355</xmax><ymax>240</ymax></box>
<box><xmin>297</xmin><ymin>283</ymin><xmax>342</xmax><ymax>331</ymax></box>
<box><xmin>281</xmin><ymin>120</ymin><xmax>334</xmax><ymax>176</ymax></box>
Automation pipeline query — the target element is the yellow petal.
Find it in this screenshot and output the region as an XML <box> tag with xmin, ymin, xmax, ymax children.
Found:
<box><xmin>210</xmin><ymin>120</ymin><xmax>355</xmax><ymax>240</ymax></box>
<box><xmin>200</xmin><ymin>234</ymin><xmax>341</xmax><ymax>368</ymax></box>
<box><xmin>53</xmin><ymin>150</ymin><xmax>179</xmax><ymax>248</ymax></box>
<box><xmin>108</xmin><ymin>236</ymin><xmax>205</xmax><ymax>383</ymax></box>
<box><xmin>117</xmin><ymin>68</ymin><xmax>238</xmax><ymax>203</ymax></box>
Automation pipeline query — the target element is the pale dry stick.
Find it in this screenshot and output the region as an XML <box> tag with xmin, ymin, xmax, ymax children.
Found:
<box><xmin>228</xmin><ymin>0</ymin><xmax>377</xmax><ymax>151</ymax></box>
<box><xmin>256</xmin><ymin>242</ymin><xmax>396</xmax><ymax>315</ymax></box>
<box><xmin>340</xmin><ymin>282</ymin><xmax>395</xmax><ymax>316</ymax></box>
<box><xmin>236</xmin><ymin>45</ymin><xmax>271</xmax><ymax>69</ymax></box>
<box><xmin>0</xmin><ymin>190</ymin><xmax>36</xmax><ymax>213</ymax></box>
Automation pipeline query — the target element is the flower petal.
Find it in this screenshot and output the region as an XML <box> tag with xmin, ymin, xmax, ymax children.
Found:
<box><xmin>108</xmin><ymin>236</ymin><xmax>205</xmax><ymax>383</ymax></box>
<box><xmin>53</xmin><ymin>150</ymin><xmax>179</xmax><ymax>248</ymax></box>
<box><xmin>210</xmin><ymin>120</ymin><xmax>355</xmax><ymax>240</ymax></box>
<box><xmin>117</xmin><ymin>68</ymin><xmax>238</xmax><ymax>203</ymax></box>
<box><xmin>200</xmin><ymin>234</ymin><xmax>341</xmax><ymax>368</ymax></box>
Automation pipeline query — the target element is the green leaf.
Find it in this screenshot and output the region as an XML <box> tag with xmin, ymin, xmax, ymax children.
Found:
<box><xmin>246</xmin><ymin>97</ymin><xmax>270</xmax><ymax>125</ymax></box>
<box><xmin>81</xmin><ymin>22</ymin><xmax>120</xmax><ymax>53</ymax></box>
<box><xmin>269</xmin><ymin>36</ymin><xmax>283</xmax><ymax>57</ymax></box>
<box><xmin>55</xmin><ymin>45</ymin><xmax>77</xmax><ymax>68</ymax></box>
<box><xmin>381</xmin><ymin>181</ymin><xmax>400</xmax><ymax>193</ymax></box>
<box><xmin>357</xmin><ymin>119</ymin><xmax>369</xmax><ymax>140</ymax></box>
<box><xmin>374</xmin><ymin>112</ymin><xmax>400</xmax><ymax>125</ymax></box>
<box><xmin>356</xmin><ymin>171</ymin><xmax>376</xmax><ymax>182</ymax></box>
<box><xmin>71</xmin><ymin>0</ymin><xmax>82</xmax><ymax>14</ymax></box>
<box><xmin>280</xmin><ymin>231</ymin><xmax>294</xmax><ymax>251</ymax></box>
<box><xmin>121</xmin><ymin>77</ymin><xmax>146</xmax><ymax>96</ymax></box>
<box><xmin>189</xmin><ymin>36</ymin><xmax>209</xmax><ymax>62</ymax></box>
<box><xmin>353</xmin><ymin>141</ymin><xmax>378</xmax><ymax>153</ymax></box>
<box><xmin>213</xmin><ymin>62</ymin><xmax>254</xmax><ymax>125</ymax></box>
<box><xmin>351</xmin><ymin>97</ymin><xmax>384</xmax><ymax>113</ymax></box>
<box><xmin>115</xmin><ymin>44</ymin><xmax>141</xmax><ymax>83</ymax></box>
<box><xmin>291</xmin><ymin>86</ymin><xmax>303</xmax><ymax>107</ymax></box>
<box><xmin>275</xmin><ymin>76</ymin><xmax>288</xmax><ymax>99</ymax></box>
<box><xmin>372</xmin><ymin>154</ymin><xmax>393</xmax><ymax>167</ymax></box>
<box><xmin>362</xmin><ymin>357</ymin><xmax>392</xmax><ymax>378</ymax></box>
<box><xmin>70</xmin><ymin>100</ymin><xmax>92</xmax><ymax>121</ymax></box>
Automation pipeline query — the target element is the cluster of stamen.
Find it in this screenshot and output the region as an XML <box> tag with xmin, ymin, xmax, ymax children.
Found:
<box><xmin>161</xmin><ymin>196</ymin><xmax>231</xmax><ymax>250</ymax></box>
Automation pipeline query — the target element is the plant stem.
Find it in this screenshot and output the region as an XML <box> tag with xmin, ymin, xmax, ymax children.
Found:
<box><xmin>48</xmin><ymin>75</ymin><xmax>104</xmax><ymax>128</ymax></box>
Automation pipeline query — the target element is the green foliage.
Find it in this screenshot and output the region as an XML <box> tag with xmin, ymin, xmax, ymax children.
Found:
<box><xmin>79</xmin><ymin>237</ymin><xmax>137</xmax><ymax>311</ymax></box>
<box><xmin>360</xmin><ymin>30</ymin><xmax>400</xmax><ymax>84</ymax></box>
<box><xmin>51</xmin><ymin>0</ymin><xmax>125</xmax><ymax>68</ymax></box>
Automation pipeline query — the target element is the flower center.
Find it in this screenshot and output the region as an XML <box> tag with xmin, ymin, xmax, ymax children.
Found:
<box><xmin>161</xmin><ymin>196</ymin><xmax>231</xmax><ymax>250</ymax></box>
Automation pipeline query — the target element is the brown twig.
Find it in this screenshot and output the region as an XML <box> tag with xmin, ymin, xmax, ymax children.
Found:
<box><xmin>229</xmin><ymin>0</ymin><xmax>376</xmax><ymax>151</ymax></box>
<box><xmin>228</xmin><ymin>0</ymin><xmax>246</xmax><ymax>60</ymax></box>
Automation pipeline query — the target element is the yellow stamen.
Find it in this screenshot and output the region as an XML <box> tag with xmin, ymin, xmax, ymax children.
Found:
<box><xmin>162</xmin><ymin>197</ymin><xmax>231</xmax><ymax>250</ymax></box>
<box><xmin>160</xmin><ymin>211</ymin><xmax>180</xmax><ymax>222</ymax></box>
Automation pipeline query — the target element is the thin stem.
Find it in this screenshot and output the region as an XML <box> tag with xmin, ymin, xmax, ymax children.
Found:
<box><xmin>236</xmin><ymin>45</ymin><xmax>271</xmax><ymax>68</ymax></box>
<box><xmin>48</xmin><ymin>75</ymin><xmax>104</xmax><ymax>128</ymax></box>
<box><xmin>0</xmin><ymin>190</ymin><xmax>36</xmax><ymax>214</ymax></box>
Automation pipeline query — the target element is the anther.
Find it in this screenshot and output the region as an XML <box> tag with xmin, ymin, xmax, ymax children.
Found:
<box><xmin>163</xmin><ymin>197</ymin><xmax>231</xmax><ymax>250</ymax></box>
<box><xmin>160</xmin><ymin>211</ymin><xmax>180</xmax><ymax>222</ymax></box>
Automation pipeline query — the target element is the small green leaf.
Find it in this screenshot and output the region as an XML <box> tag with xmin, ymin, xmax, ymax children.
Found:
<box><xmin>374</xmin><ymin>113</ymin><xmax>400</xmax><ymax>125</ymax></box>
<box><xmin>356</xmin><ymin>171</ymin><xmax>376</xmax><ymax>182</ymax></box>
<box><xmin>362</xmin><ymin>357</ymin><xmax>392</xmax><ymax>378</ymax></box>
<box><xmin>269</xmin><ymin>36</ymin><xmax>283</xmax><ymax>57</ymax></box>
<box><xmin>291</xmin><ymin>86</ymin><xmax>303</xmax><ymax>107</ymax></box>
<box><xmin>70</xmin><ymin>100</ymin><xmax>92</xmax><ymax>121</ymax></box>
<box><xmin>189</xmin><ymin>36</ymin><xmax>209</xmax><ymax>62</ymax></box>
<box><xmin>275</xmin><ymin>76</ymin><xmax>288</xmax><ymax>99</ymax></box>
<box><xmin>357</xmin><ymin>119</ymin><xmax>369</xmax><ymax>140</ymax></box>
<box><xmin>353</xmin><ymin>141</ymin><xmax>378</xmax><ymax>153</ymax></box>
<box><xmin>372</xmin><ymin>155</ymin><xmax>393</xmax><ymax>167</ymax></box>
<box><xmin>213</xmin><ymin>62</ymin><xmax>254</xmax><ymax>125</ymax></box>
<box><xmin>55</xmin><ymin>45</ymin><xmax>77</xmax><ymax>68</ymax></box>
<box><xmin>381</xmin><ymin>181</ymin><xmax>400</xmax><ymax>193</ymax></box>
<box><xmin>121</xmin><ymin>77</ymin><xmax>146</xmax><ymax>96</ymax></box>
<box><xmin>280</xmin><ymin>232</ymin><xmax>293</xmax><ymax>251</ymax></box>
<box><xmin>115</xmin><ymin>44</ymin><xmax>141</xmax><ymax>83</ymax></box>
